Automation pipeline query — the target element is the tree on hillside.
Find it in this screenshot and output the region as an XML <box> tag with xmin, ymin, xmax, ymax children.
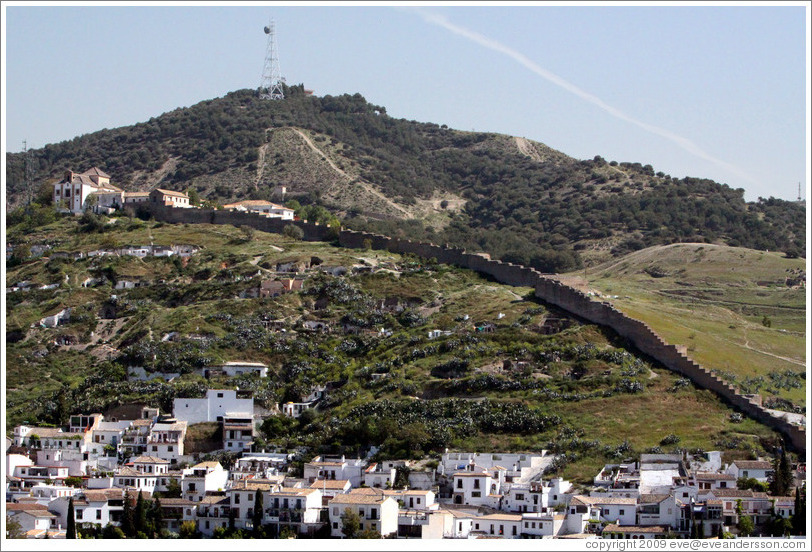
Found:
<box><xmin>6</xmin><ymin>514</ymin><xmax>25</xmax><ymax>539</ymax></box>
<box><xmin>135</xmin><ymin>490</ymin><xmax>147</xmax><ymax>536</ymax></box>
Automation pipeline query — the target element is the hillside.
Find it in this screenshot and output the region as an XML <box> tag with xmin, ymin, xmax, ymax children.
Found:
<box><xmin>6</xmin><ymin>85</ymin><xmax>806</xmax><ymax>273</ymax></box>
<box><xmin>561</xmin><ymin>243</ymin><xmax>806</xmax><ymax>412</ymax></box>
<box><xmin>4</xmin><ymin>217</ymin><xmax>786</xmax><ymax>483</ymax></box>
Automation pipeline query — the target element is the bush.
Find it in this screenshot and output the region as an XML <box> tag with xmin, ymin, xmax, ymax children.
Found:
<box><xmin>283</xmin><ymin>224</ymin><xmax>304</xmax><ymax>240</ymax></box>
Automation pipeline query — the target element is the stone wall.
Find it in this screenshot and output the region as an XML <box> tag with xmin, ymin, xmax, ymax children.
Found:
<box><xmin>146</xmin><ymin>207</ymin><xmax>807</xmax><ymax>452</ymax></box>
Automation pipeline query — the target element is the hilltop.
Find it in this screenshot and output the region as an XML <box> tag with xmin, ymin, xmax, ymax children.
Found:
<box><xmin>6</xmin><ymin>85</ymin><xmax>806</xmax><ymax>273</ymax></box>
<box><xmin>4</xmin><ymin>217</ymin><xmax>786</xmax><ymax>483</ymax></box>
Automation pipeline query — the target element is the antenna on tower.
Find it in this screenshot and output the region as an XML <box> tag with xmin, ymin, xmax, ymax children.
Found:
<box><xmin>259</xmin><ymin>19</ymin><xmax>285</xmax><ymax>100</ymax></box>
<box><xmin>798</xmin><ymin>182</ymin><xmax>802</xmax><ymax>203</ymax></box>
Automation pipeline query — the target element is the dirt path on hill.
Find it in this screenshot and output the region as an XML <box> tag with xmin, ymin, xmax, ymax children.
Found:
<box><xmin>255</xmin><ymin>143</ymin><xmax>269</xmax><ymax>190</ymax></box>
<box><xmin>288</xmin><ymin>128</ymin><xmax>412</xmax><ymax>218</ymax></box>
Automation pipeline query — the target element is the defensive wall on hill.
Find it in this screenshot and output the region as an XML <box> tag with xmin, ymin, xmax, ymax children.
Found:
<box><xmin>145</xmin><ymin>204</ymin><xmax>806</xmax><ymax>452</ymax></box>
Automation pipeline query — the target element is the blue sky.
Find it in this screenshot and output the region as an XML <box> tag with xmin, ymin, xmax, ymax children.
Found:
<box><xmin>2</xmin><ymin>2</ymin><xmax>809</xmax><ymax>202</ymax></box>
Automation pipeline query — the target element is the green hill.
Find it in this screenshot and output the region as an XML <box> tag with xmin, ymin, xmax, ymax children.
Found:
<box><xmin>4</xmin><ymin>218</ymin><xmax>787</xmax><ymax>482</ymax></box>
<box><xmin>6</xmin><ymin>86</ymin><xmax>806</xmax><ymax>273</ymax></box>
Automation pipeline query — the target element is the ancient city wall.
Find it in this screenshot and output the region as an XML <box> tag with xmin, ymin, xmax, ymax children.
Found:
<box><xmin>147</xmin><ymin>208</ymin><xmax>807</xmax><ymax>452</ymax></box>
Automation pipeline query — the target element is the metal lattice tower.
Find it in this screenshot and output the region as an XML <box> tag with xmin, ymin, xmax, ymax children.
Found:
<box><xmin>259</xmin><ymin>19</ymin><xmax>285</xmax><ymax>100</ymax></box>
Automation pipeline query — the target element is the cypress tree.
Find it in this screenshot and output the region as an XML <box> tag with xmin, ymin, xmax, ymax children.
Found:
<box><xmin>151</xmin><ymin>496</ymin><xmax>164</xmax><ymax>537</ymax></box>
<box><xmin>121</xmin><ymin>489</ymin><xmax>134</xmax><ymax>537</ymax></box>
<box><xmin>66</xmin><ymin>497</ymin><xmax>76</xmax><ymax>539</ymax></box>
<box><xmin>135</xmin><ymin>491</ymin><xmax>147</xmax><ymax>535</ymax></box>
<box><xmin>252</xmin><ymin>489</ymin><xmax>264</xmax><ymax>537</ymax></box>
<box><xmin>779</xmin><ymin>447</ymin><xmax>793</xmax><ymax>495</ymax></box>
<box><xmin>792</xmin><ymin>487</ymin><xmax>806</xmax><ymax>535</ymax></box>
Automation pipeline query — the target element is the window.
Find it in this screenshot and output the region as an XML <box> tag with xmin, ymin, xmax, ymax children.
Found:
<box><xmin>457</xmin><ymin>479</ymin><xmax>463</xmax><ymax>489</ymax></box>
<box><xmin>370</xmin><ymin>508</ymin><xmax>377</xmax><ymax>519</ymax></box>
<box><xmin>234</xmin><ymin>494</ymin><xmax>240</xmax><ymax>504</ymax></box>
<box><xmin>76</xmin><ymin>510</ymin><xmax>83</xmax><ymax>520</ymax></box>
<box><xmin>152</xmin><ymin>446</ymin><xmax>158</xmax><ymax>452</ymax></box>
<box><xmin>96</xmin><ymin>510</ymin><xmax>102</xmax><ymax>520</ymax></box>
<box><xmin>516</xmin><ymin>494</ymin><xmax>524</xmax><ymax>501</ymax></box>
<box><xmin>474</xmin><ymin>479</ymin><xmax>480</xmax><ymax>489</ymax></box>
<box><xmin>168</xmin><ymin>446</ymin><xmax>173</xmax><ymax>452</ymax></box>
<box><xmin>333</xmin><ymin>522</ymin><xmax>338</xmax><ymax>529</ymax></box>
<box><xmin>620</xmin><ymin>509</ymin><xmax>625</xmax><ymax>515</ymax></box>
<box><xmin>472</xmin><ymin>492</ymin><xmax>481</xmax><ymax>498</ymax></box>
<box><xmin>217</xmin><ymin>393</ymin><xmax>224</xmax><ymax>398</ymax></box>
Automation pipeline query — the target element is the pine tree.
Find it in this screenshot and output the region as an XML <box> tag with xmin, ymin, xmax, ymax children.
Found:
<box><xmin>253</xmin><ymin>489</ymin><xmax>264</xmax><ymax>537</ymax></box>
<box><xmin>66</xmin><ymin>497</ymin><xmax>76</xmax><ymax>539</ymax></box>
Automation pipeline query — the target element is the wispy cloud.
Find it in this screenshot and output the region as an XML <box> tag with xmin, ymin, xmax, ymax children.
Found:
<box><xmin>413</xmin><ymin>8</ymin><xmax>756</xmax><ymax>186</ymax></box>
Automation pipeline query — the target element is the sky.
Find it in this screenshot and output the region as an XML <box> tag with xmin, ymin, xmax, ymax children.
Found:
<box><xmin>2</xmin><ymin>1</ymin><xmax>809</xmax><ymax>202</ymax></box>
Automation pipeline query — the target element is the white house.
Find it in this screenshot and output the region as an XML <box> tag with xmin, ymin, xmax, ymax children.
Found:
<box><xmin>89</xmin><ymin>420</ymin><xmax>132</xmax><ymax>458</ymax></box>
<box><xmin>304</xmin><ymin>456</ymin><xmax>367</xmax><ymax>488</ymax></box>
<box><xmin>502</xmin><ymin>477</ymin><xmax>572</xmax><ymax>513</ymax></box>
<box><xmin>602</xmin><ymin>524</ymin><xmax>670</xmax><ymax>539</ymax></box>
<box><xmin>49</xmin><ymin>488</ymin><xmax>126</xmax><ymax>529</ymax></box>
<box><xmin>6</xmin><ymin>503</ymin><xmax>59</xmax><ymax>535</ymax></box>
<box><xmin>263</xmin><ymin>487</ymin><xmax>324</xmax><ymax>536</ymax></box>
<box><xmin>569</xmin><ymin>495</ymin><xmax>637</xmax><ymax>526</ymax></box>
<box><xmin>451</xmin><ymin>467</ymin><xmax>504</xmax><ymax>508</ymax></box>
<box><xmin>146</xmin><ymin>420</ymin><xmax>187</xmax><ymax>463</ymax></box>
<box><xmin>173</xmin><ymin>389</ymin><xmax>254</xmax><ymax>425</ymax></box>
<box><xmin>328</xmin><ymin>490</ymin><xmax>399</xmax><ymax>538</ymax></box>
<box><xmin>149</xmin><ymin>188</ymin><xmax>191</xmax><ymax>208</ymax></box>
<box><xmin>6</xmin><ymin>453</ymin><xmax>34</xmax><ymax>476</ymax></box>
<box><xmin>29</xmin><ymin>483</ymin><xmax>80</xmax><ymax>505</ymax></box>
<box><xmin>217</xmin><ymin>361</ymin><xmax>268</xmax><ymax>378</ymax></box>
<box><xmin>520</xmin><ymin>512</ymin><xmax>567</xmax><ymax>538</ymax></box>
<box><xmin>726</xmin><ymin>460</ymin><xmax>774</xmax><ymax>482</ymax></box>
<box><xmin>636</xmin><ymin>494</ymin><xmax>679</xmax><ymax>529</ymax></box>
<box><xmin>469</xmin><ymin>513</ymin><xmax>523</xmax><ymax>538</ymax></box>
<box><xmin>114</xmin><ymin>466</ymin><xmax>160</xmax><ymax>495</ymax></box>
<box><xmin>182</xmin><ymin>461</ymin><xmax>229</xmax><ymax>503</ymax></box>
<box><xmin>222</xmin><ymin>414</ymin><xmax>254</xmax><ymax>452</ymax></box>
<box><xmin>363</xmin><ymin>462</ymin><xmax>396</xmax><ymax>489</ymax></box>
<box><xmin>223</xmin><ymin>200</ymin><xmax>294</xmax><ymax>219</ymax></box>
<box><xmin>52</xmin><ymin>167</ymin><xmax>122</xmax><ymax>215</ymax></box>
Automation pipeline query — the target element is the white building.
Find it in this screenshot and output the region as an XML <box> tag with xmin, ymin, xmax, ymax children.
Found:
<box><xmin>264</xmin><ymin>487</ymin><xmax>324</xmax><ymax>536</ymax></box>
<box><xmin>222</xmin><ymin>414</ymin><xmax>254</xmax><ymax>452</ymax></box>
<box><xmin>726</xmin><ymin>460</ymin><xmax>774</xmax><ymax>482</ymax></box>
<box><xmin>182</xmin><ymin>461</ymin><xmax>229</xmax><ymax>503</ymax></box>
<box><xmin>450</xmin><ymin>466</ymin><xmax>504</xmax><ymax>508</ymax></box>
<box><xmin>222</xmin><ymin>200</ymin><xmax>294</xmax><ymax>219</ymax></box>
<box><xmin>49</xmin><ymin>488</ymin><xmax>126</xmax><ymax>529</ymax></box>
<box><xmin>469</xmin><ymin>513</ymin><xmax>523</xmax><ymax>538</ymax></box>
<box><xmin>149</xmin><ymin>188</ymin><xmax>191</xmax><ymax>208</ymax></box>
<box><xmin>217</xmin><ymin>361</ymin><xmax>268</xmax><ymax>378</ymax></box>
<box><xmin>363</xmin><ymin>462</ymin><xmax>396</xmax><ymax>489</ymax></box>
<box><xmin>6</xmin><ymin>503</ymin><xmax>59</xmax><ymax>535</ymax></box>
<box><xmin>52</xmin><ymin>167</ymin><xmax>122</xmax><ymax>214</ymax></box>
<box><xmin>146</xmin><ymin>420</ymin><xmax>187</xmax><ymax>463</ymax></box>
<box><xmin>502</xmin><ymin>477</ymin><xmax>572</xmax><ymax>513</ymax></box>
<box><xmin>328</xmin><ymin>491</ymin><xmax>399</xmax><ymax>538</ymax></box>
<box><xmin>520</xmin><ymin>512</ymin><xmax>567</xmax><ymax>538</ymax></box>
<box><xmin>304</xmin><ymin>456</ymin><xmax>367</xmax><ymax>488</ymax></box>
<box><xmin>173</xmin><ymin>389</ymin><xmax>254</xmax><ymax>425</ymax></box>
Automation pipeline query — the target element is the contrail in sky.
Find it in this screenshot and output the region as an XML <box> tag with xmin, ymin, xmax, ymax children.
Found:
<box><xmin>414</xmin><ymin>9</ymin><xmax>757</xmax><ymax>186</ymax></box>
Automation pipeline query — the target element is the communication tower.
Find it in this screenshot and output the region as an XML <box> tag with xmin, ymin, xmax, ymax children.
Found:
<box><xmin>259</xmin><ymin>19</ymin><xmax>285</xmax><ymax>100</ymax></box>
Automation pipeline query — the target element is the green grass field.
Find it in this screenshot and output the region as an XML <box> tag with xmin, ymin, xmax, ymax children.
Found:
<box><xmin>565</xmin><ymin>243</ymin><xmax>807</xmax><ymax>407</ymax></box>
